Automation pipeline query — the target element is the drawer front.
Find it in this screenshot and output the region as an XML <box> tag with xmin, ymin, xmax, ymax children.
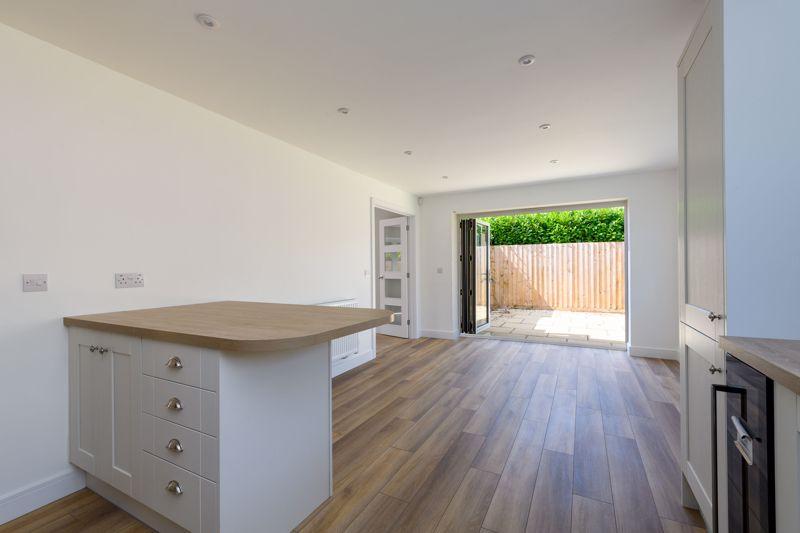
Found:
<box><xmin>142</xmin><ymin>376</ymin><xmax>219</xmax><ymax>436</ymax></box>
<box><xmin>142</xmin><ymin>339</ymin><xmax>218</xmax><ymax>391</ymax></box>
<box><xmin>141</xmin><ymin>451</ymin><xmax>203</xmax><ymax>532</ymax></box>
<box><xmin>684</xmin><ymin>323</ymin><xmax>724</xmax><ymax>368</ymax></box>
<box><xmin>140</xmin><ymin>413</ymin><xmax>219</xmax><ymax>482</ymax></box>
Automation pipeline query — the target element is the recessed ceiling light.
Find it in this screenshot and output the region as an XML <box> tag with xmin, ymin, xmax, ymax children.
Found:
<box><xmin>403</xmin><ymin>150</ymin><xmax>413</xmax><ymax>156</ymax></box>
<box><xmin>518</xmin><ymin>54</ymin><xmax>536</xmax><ymax>66</ymax></box>
<box><xmin>441</xmin><ymin>175</ymin><xmax>449</xmax><ymax>180</ymax></box>
<box><xmin>337</xmin><ymin>107</ymin><xmax>350</xmax><ymax>115</ymax></box>
<box><xmin>195</xmin><ymin>13</ymin><xmax>220</xmax><ymax>30</ymax></box>
<box><xmin>550</xmin><ymin>159</ymin><xmax>559</xmax><ymax>164</ymax></box>
<box><xmin>539</xmin><ymin>123</ymin><xmax>552</xmax><ymax>131</ymax></box>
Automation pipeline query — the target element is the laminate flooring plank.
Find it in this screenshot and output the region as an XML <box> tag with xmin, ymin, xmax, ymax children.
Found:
<box><xmin>525</xmin><ymin>450</ymin><xmax>573</xmax><ymax>533</ymax></box>
<box><xmin>605</xmin><ymin>434</ymin><xmax>663</xmax><ymax>533</ymax></box>
<box><xmin>390</xmin><ymin>432</ymin><xmax>485</xmax><ymax>533</ymax></box>
<box><xmin>570</xmin><ymin>495</ymin><xmax>616</xmax><ymax>533</ymax></box>
<box><xmin>434</xmin><ymin>468</ymin><xmax>500</xmax><ymax>533</ymax></box>
<box><xmin>344</xmin><ymin>494</ymin><xmax>408</xmax><ymax>533</ymax></box>
<box><xmin>573</xmin><ymin>407</ymin><xmax>612</xmax><ymax>503</ymax></box>
<box><xmin>472</xmin><ymin>396</ymin><xmax>528</xmax><ymax>473</ymax></box>
<box><xmin>543</xmin><ymin>389</ymin><xmax>577</xmax><ymax>455</ymax></box>
<box><xmin>629</xmin><ymin>416</ymin><xmax>705</xmax><ymax>527</ymax></box>
<box><xmin>483</xmin><ymin>419</ymin><xmax>547</xmax><ymax>533</ymax></box>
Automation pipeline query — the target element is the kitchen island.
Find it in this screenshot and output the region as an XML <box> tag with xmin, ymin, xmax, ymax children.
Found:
<box><xmin>64</xmin><ymin>301</ymin><xmax>392</xmax><ymax>533</ymax></box>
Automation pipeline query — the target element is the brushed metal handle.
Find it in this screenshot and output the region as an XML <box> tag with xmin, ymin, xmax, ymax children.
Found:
<box><xmin>731</xmin><ymin>415</ymin><xmax>754</xmax><ymax>465</ymax></box>
<box><xmin>166</xmin><ymin>438</ymin><xmax>184</xmax><ymax>453</ymax></box>
<box><xmin>708</xmin><ymin>311</ymin><xmax>724</xmax><ymax>322</ymax></box>
<box><xmin>165</xmin><ymin>356</ymin><xmax>183</xmax><ymax>369</ymax></box>
<box><xmin>165</xmin><ymin>480</ymin><xmax>183</xmax><ymax>495</ymax></box>
<box><xmin>165</xmin><ymin>397</ymin><xmax>183</xmax><ymax>411</ymax></box>
<box><xmin>709</xmin><ymin>365</ymin><xmax>722</xmax><ymax>374</ymax></box>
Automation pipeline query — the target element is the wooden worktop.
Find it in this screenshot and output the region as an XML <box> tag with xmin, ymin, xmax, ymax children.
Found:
<box><xmin>63</xmin><ymin>301</ymin><xmax>393</xmax><ymax>352</ymax></box>
<box><xmin>720</xmin><ymin>336</ymin><xmax>800</xmax><ymax>395</ymax></box>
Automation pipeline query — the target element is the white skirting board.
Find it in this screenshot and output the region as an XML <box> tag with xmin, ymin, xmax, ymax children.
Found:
<box><xmin>629</xmin><ymin>345</ymin><xmax>678</xmax><ymax>360</ymax></box>
<box><xmin>421</xmin><ymin>329</ymin><xmax>459</xmax><ymax>340</ymax></box>
<box><xmin>333</xmin><ymin>349</ymin><xmax>374</xmax><ymax>377</ymax></box>
<box><xmin>0</xmin><ymin>468</ymin><xmax>85</xmax><ymax>525</ymax></box>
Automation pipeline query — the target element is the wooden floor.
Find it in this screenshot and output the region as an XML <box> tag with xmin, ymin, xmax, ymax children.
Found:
<box><xmin>3</xmin><ymin>335</ymin><xmax>704</xmax><ymax>533</ymax></box>
<box><xmin>304</xmin><ymin>335</ymin><xmax>704</xmax><ymax>533</ymax></box>
<box><xmin>0</xmin><ymin>488</ymin><xmax>152</xmax><ymax>532</ymax></box>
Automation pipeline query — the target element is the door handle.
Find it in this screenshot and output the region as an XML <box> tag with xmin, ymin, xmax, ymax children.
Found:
<box><xmin>378</xmin><ymin>275</ymin><xmax>385</xmax><ymax>279</ymax></box>
<box><xmin>708</xmin><ymin>311</ymin><xmax>724</xmax><ymax>322</ymax></box>
<box><xmin>708</xmin><ymin>365</ymin><xmax>722</xmax><ymax>374</ymax></box>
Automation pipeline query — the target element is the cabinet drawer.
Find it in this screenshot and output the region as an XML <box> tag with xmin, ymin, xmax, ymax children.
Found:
<box><xmin>141</xmin><ymin>451</ymin><xmax>218</xmax><ymax>532</ymax></box>
<box><xmin>141</xmin><ymin>413</ymin><xmax>218</xmax><ymax>482</ymax></box>
<box><xmin>142</xmin><ymin>376</ymin><xmax>219</xmax><ymax>436</ymax></box>
<box><xmin>685</xmin><ymin>323</ymin><xmax>725</xmax><ymax>369</ymax></box>
<box><xmin>142</xmin><ymin>339</ymin><xmax>218</xmax><ymax>391</ymax></box>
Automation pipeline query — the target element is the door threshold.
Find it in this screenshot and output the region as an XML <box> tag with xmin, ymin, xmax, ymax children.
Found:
<box><xmin>460</xmin><ymin>333</ymin><xmax>628</xmax><ymax>352</ymax></box>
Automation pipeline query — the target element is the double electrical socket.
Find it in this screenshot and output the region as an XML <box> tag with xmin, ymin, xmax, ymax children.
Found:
<box><xmin>115</xmin><ymin>272</ymin><xmax>144</xmax><ymax>289</ymax></box>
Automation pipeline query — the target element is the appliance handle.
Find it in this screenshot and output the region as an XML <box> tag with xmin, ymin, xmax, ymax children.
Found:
<box><xmin>731</xmin><ymin>415</ymin><xmax>754</xmax><ymax>466</ymax></box>
<box><xmin>711</xmin><ymin>384</ymin><xmax>748</xmax><ymax>533</ymax></box>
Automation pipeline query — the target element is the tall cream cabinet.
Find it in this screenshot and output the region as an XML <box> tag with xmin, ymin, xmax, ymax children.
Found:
<box><xmin>677</xmin><ymin>0</ymin><xmax>726</xmax><ymax>529</ymax></box>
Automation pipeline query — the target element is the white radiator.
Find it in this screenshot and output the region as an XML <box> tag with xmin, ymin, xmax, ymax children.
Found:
<box><xmin>318</xmin><ymin>299</ymin><xmax>359</xmax><ymax>362</ymax></box>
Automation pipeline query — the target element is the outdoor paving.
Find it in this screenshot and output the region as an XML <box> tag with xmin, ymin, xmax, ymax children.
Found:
<box><xmin>477</xmin><ymin>307</ymin><xmax>626</xmax><ymax>348</ymax></box>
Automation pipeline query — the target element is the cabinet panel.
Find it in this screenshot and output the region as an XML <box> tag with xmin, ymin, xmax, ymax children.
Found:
<box><xmin>108</xmin><ymin>335</ymin><xmax>140</xmax><ymax>495</ymax></box>
<box><xmin>683</xmin><ymin>325</ymin><xmax>725</xmax><ymax>527</ymax></box>
<box><xmin>70</xmin><ymin>334</ymin><xmax>105</xmax><ymax>474</ymax></box>
<box><xmin>679</xmin><ymin>0</ymin><xmax>725</xmax><ymax>341</ymax></box>
<box><xmin>69</xmin><ymin>329</ymin><xmax>140</xmax><ymax>497</ymax></box>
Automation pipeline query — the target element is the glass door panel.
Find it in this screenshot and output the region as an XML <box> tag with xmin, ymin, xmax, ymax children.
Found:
<box><xmin>475</xmin><ymin>221</ymin><xmax>490</xmax><ymax>329</ymax></box>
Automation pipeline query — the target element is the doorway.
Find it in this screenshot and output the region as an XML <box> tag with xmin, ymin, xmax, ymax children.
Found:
<box><xmin>373</xmin><ymin>203</ymin><xmax>414</xmax><ymax>339</ymax></box>
<box><xmin>459</xmin><ymin>203</ymin><xmax>628</xmax><ymax>349</ymax></box>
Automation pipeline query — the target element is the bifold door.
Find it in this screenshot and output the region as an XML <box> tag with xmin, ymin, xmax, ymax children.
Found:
<box><xmin>460</xmin><ymin>219</ymin><xmax>490</xmax><ymax>334</ymax></box>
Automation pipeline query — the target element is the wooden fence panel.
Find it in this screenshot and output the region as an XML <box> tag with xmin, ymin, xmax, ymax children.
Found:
<box><xmin>489</xmin><ymin>242</ymin><xmax>625</xmax><ymax>312</ymax></box>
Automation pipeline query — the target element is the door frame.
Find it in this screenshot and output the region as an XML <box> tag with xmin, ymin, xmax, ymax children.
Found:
<box><xmin>455</xmin><ymin>199</ymin><xmax>630</xmax><ymax>348</ymax></box>
<box><xmin>370</xmin><ymin>198</ymin><xmax>419</xmax><ymax>353</ymax></box>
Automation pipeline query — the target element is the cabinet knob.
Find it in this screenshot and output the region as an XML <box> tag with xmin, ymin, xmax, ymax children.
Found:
<box><xmin>165</xmin><ymin>356</ymin><xmax>183</xmax><ymax>369</ymax></box>
<box><xmin>89</xmin><ymin>345</ymin><xmax>99</xmax><ymax>353</ymax></box>
<box><xmin>708</xmin><ymin>365</ymin><xmax>722</xmax><ymax>374</ymax></box>
<box><xmin>707</xmin><ymin>311</ymin><xmax>724</xmax><ymax>322</ymax></box>
<box><xmin>165</xmin><ymin>480</ymin><xmax>183</xmax><ymax>495</ymax></box>
<box><xmin>98</xmin><ymin>347</ymin><xmax>109</xmax><ymax>355</ymax></box>
<box><xmin>165</xmin><ymin>397</ymin><xmax>183</xmax><ymax>411</ymax></box>
<box><xmin>166</xmin><ymin>438</ymin><xmax>184</xmax><ymax>453</ymax></box>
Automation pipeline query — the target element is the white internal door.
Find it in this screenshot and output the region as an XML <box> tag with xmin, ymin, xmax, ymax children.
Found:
<box><xmin>378</xmin><ymin>216</ymin><xmax>409</xmax><ymax>337</ymax></box>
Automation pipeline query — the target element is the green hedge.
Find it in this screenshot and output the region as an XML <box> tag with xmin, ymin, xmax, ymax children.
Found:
<box><xmin>482</xmin><ymin>208</ymin><xmax>624</xmax><ymax>245</ymax></box>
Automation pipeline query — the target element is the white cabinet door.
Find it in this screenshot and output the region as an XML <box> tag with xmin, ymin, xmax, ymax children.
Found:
<box><xmin>69</xmin><ymin>330</ymin><xmax>106</xmax><ymax>475</ymax></box>
<box><xmin>682</xmin><ymin>325</ymin><xmax>725</xmax><ymax>529</ymax></box>
<box><xmin>378</xmin><ymin>216</ymin><xmax>409</xmax><ymax>337</ymax></box>
<box><xmin>69</xmin><ymin>329</ymin><xmax>140</xmax><ymax>496</ymax></box>
<box><xmin>678</xmin><ymin>0</ymin><xmax>725</xmax><ymax>341</ymax></box>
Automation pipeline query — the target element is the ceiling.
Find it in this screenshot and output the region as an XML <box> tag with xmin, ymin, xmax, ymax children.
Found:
<box><xmin>0</xmin><ymin>0</ymin><xmax>704</xmax><ymax>195</ymax></box>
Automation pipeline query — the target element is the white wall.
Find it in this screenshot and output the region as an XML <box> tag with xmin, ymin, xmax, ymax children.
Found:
<box><xmin>0</xmin><ymin>23</ymin><xmax>416</xmax><ymax>520</ymax></box>
<box><xmin>723</xmin><ymin>0</ymin><xmax>800</xmax><ymax>340</ymax></box>
<box><xmin>419</xmin><ymin>169</ymin><xmax>678</xmax><ymax>357</ymax></box>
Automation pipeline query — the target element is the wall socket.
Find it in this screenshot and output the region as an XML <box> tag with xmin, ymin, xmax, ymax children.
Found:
<box><xmin>23</xmin><ymin>274</ymin><xmax>48</xmax><ymax>292</ymax></box>
<box><xmin>115</xmin><ymin>272</ymin><xmax>144</xmax><ymax>289</ymax></box>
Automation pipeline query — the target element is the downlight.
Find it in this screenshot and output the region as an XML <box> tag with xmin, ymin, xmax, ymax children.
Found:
<box><xmin>195</xmin><ymin>13</ymin><xmax>220</xmax><ymax>30</ymax></box>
